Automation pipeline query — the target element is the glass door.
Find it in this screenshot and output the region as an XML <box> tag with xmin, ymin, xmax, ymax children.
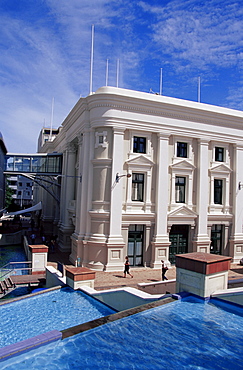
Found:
<box><xmin>128</xmin><ymin>225</ymin><xmax>144</xmax><ymax>266</ymax></box>
<box><xmin>210</xmin><ymin>225</ymin><xmax>223</xmax><ymax>254</ymax></box>
<box><xmin>169</xmin><ymin>225</ymin><xmax>188</xmax><ymax>264</ymax></box>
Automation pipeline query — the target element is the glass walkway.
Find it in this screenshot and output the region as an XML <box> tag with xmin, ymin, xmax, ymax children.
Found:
<box><xmin>4</xmin><ymin>153</ymin><xmax>62</xmax><ymax>175</ymax></box>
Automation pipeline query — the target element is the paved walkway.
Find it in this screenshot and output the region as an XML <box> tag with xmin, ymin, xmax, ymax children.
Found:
<box><xmin>93</xmin><ymin>263</ymin><xmax>243</xmax><ymax>291</ymax></box>
<box><xmin>48</xmin><ymin>249</ymin><xmax>243</xmax><ymax>291</ymax></box>
<box><xmin>27</xmin><ymin>228</ymin><xmax>243</xmax><ymax>291</ymax></box>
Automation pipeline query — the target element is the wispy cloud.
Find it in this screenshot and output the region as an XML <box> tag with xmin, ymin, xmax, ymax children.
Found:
<box><xmin>0</xmin><ymin>0</ymin><xmax>243</xmax><ymax>152</ymax></box>
<box><xmin>139</xmin><ymin>0</ymin><xmax>243</xmax><ymax>71</ymax></box>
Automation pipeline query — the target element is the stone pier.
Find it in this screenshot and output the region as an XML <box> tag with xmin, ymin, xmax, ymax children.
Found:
<box><xmin>65</xmin><ymin>266</ymin><xmax>95</xmax><ymax>289</ymax></box>
<box><xmin>176</xmin><ymin>252</ymin><xmax>231</xmax><ymax>298</ymax></box>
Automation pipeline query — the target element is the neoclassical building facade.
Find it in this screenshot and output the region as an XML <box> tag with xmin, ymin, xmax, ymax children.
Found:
<box><xmin>36</xmin><ymin>86</ymin><xmax>243</xmax><ymax>270</ymax></box>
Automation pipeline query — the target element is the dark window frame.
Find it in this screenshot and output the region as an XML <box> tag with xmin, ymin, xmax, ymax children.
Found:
<box><xmin>214</xmin><ymin>179</ymin><xmax>223</xmax><ymax>204</ymax></box>
<box><xmin>177</xmin><ymin>142</ymin><xmax>188</xmax><ymax>158</ymax></box>
<box><xmin>133</xmin><ymin>136</ymin><xmax>146</xmax><ymax>154</ymax></box>
<box><xmin>175</xmin><ymin>176</ymin><xmax>186</xmax><ymax>203</ymax></box>
<box><xmin>215</xmin><ymin>147</ymin><xmax>224</xmax><ymax>162</ymax></box>
<box><xmin>132</xmin><ymin>173</ymin><xmax>144</xmax><ymax>202</ymax></box>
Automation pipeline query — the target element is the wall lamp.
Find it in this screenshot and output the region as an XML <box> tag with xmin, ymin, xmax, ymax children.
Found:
<box><xmin>115</xmin><ymin>173</ymin><xmax>132</xmax><ymax>183</ymax></box>
<box><xmin>239</xmin><ymin>182</ymin><xmax>243</xmax><ymax>190</ymax></box>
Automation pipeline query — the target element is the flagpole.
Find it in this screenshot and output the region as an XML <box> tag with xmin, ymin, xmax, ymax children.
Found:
<box><xmin>198</xmin><ymin>76</ymin><xmax>201</xmax><ymax>103</ymax></box>
<box><xmin>106</xmin><ymin>59</ymin><xmax>109</xmax><ymax>86</ymax></box>
<box><xmin>116</xmin><ymin>59</ymin><xmax>120</xmax><ymax>88</ymax></box>
<box><xmin>160</xmin><ymin>68</ymin><xmax>163</xmax><ymax>95</ymax></box>
<box><xmin>89</xmin><ymin>25</ymin><xmax>94</xmax><ymax>95</ymax></box>
<box><xmin>50</xmin><ymin>97</ymin><xmax>54</xmax><ymax>141</ymax></box>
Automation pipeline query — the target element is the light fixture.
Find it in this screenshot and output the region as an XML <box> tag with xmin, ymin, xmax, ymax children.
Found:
<box><xmin>115</xmin><ymin>173</ymin><xmax>132</xmax><ymax>183</ymax></box>
<box><xmin>239</xmin><ymin>182</ymin><xmax>243</xmax><ymax>190</ymax></box>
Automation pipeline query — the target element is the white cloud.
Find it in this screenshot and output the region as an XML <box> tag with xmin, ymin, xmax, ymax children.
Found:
<box><xmin>139</xmin><ymin>0</ymin><xmax>243</xmax><ymax>71</ymax></box>
<box><xmin>1</xmin><ymin>0</ymin><xmax>243</xmax><ymax>153</ymax></box>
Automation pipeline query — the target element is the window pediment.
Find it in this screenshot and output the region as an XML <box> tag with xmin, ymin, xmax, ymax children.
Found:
<box><xmin>125</xmin><ymin>155</ymin><xmax>154</xmax><ymax>168</ymax></box>
<box><xmin>209</xmin><ymin>163</ymin><xmax>232</xmax><ymax>174</ymax></box>
<box><xmin>170</xmin><ymin>159</ymin><xmax>195</xmax><ymax>170</ymax></box>
<box><xmin>168</xmin><ymin>205</ymin><xmax>197</xmax><ymax>218</ymax></box>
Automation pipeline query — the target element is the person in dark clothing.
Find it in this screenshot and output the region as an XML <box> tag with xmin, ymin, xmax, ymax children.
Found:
<box><xmin>123</xmin><ymin>256</ymin><xmax>133</xmax><ymax>278</ymax></box>
<box><xmin>161</xmin><ymin>260</ymin><xmax>168</xmax><ymax>281</ymax></box>
<box><xmin>31</xmin><ymin>233</ymin><xmax>36</xmax><ymax>244</ymax></box>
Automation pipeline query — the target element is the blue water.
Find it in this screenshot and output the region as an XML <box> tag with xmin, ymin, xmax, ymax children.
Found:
<box><xmin>0</xmin><ymin>245</ymin><xmax>26</xmax><ymax>267</ymax></box>
<box><xmin>0</xmin><ymin>287</ymin><xmax>115</xmax><ymax>348</ymax></box>
<box><xmin>2</xmin><ymin>297</ymin><xmax>243</xmax><ymax>369</ymax></box>
<box><xmin>2</xmin><ymin>286</ymin><xmax>36</xmax><ymax>300</ymax></box>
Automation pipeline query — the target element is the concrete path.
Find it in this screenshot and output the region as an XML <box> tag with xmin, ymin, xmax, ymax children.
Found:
<box><xmin>45</xmin><ymin>243</ymin><xmax>243</xmax><ymax>291</ymax></box>
<box><xmin>93</xmin><ymin>263</ymin><xmax>243</xmax><ymax>291</ymax></box>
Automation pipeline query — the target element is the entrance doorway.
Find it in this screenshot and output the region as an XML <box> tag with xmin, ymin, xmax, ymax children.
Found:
<box><xmin>169</xmin><ymin>225</ymin><xmax>189</xmax><ymax>264</ymax></box>
<box><xmin>128</xmin><ymin>225</ymin><xmax>144</xmax><ymax>266</ymax></box>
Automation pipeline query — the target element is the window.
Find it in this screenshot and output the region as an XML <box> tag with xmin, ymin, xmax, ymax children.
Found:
<box><xmin>177</xmin><ymin>142</ymin><xmax>187</xmax><ymax>158</ymax></box>
<box><xmin>95</xmin><ymin>131</ymin><xmax>107</xmax><ymax>148</ymax></box>
<box><xmin>215</xmin><ymin>147</ymin><xmax>224</xmax><ymax>162</ymax></box>
<box><xmin>133</xmin><ymin>137</ymin><xmax>146</xmax><ymax>154</ymax></box>
<box><xmin>132</xmin><ymin>173</ymin><xmax>144</xmax><ymax>201</ymax></box>
<box><xmin>98</xmin><ymin>135</ymin><xmax>104</xmax><ymax>144</ymax></box>
<box><xmin>214</xmin><ymin>179</ymin><xmax>223</xmax><ymax>204</ymax></box>
<box><xmin>175</xmin><ymin>176</ymin><xmax>186</xmax><ymax>203</ymax></box>
<box><xmin>211</xmin><ymin>225</ymin><xmax>223</xmax><ymax>254</ymax></box>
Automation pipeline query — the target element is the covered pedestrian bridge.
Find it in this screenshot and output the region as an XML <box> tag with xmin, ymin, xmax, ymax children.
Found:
<box><xmin>4</xmin><ymin>153</ymin><xmax>63</xmax><ymax>202</ymax></box>
<box><xmin>4</xmin><ymin>153</ymin><xmax>62</xmax><ymax>175</ymax></box>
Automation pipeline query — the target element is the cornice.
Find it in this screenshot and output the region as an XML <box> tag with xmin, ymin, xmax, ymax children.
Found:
<box><xmin>90</xmin><ymin>101</ymin><xmax>243</xmax><ymax>129</ymax></box>
<box><xmin>88</xmin><ymin>87</ymin><xmax>243</xmax><ymax>130</ymax></box>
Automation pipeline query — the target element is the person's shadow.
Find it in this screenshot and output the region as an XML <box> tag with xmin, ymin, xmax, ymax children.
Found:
<box><xmin>114</xmin><ymin>274</ymin><xmax>124</xmax><ymax>278</ymax></box>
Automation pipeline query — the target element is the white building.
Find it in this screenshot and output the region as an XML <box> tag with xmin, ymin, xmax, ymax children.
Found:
<box><xmin>36</xmin><ymin>86</ymin><xmax>243</xmax><ymax>270</ymax></box>
<box><xmin>8</xmin><ymin>174</ymin><xmax>33</xmax><ymax>208</ymax></box>
<box><xmin>37</xmin><ymin>127</ymin><xmax>61</xmax><ymax>151</ymax></box>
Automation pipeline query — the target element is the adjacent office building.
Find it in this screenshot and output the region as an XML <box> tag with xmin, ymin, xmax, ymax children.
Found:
<box><xmin>36</xmin><ymin>87</ymin><xmax>243</xmax><ymax>270</ymax></box>
<box><xmin>0</xmin><ymin>132</ymin><xmax>7</xmax><ymax>211</ymax></box>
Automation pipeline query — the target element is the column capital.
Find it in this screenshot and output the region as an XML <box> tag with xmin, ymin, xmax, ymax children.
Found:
<box><xmin>198</xmin><ymin>138</ymin><xmax>210</xmax><ymax>145</ymax></box>
<box><xmin>66</xmin><ymin>142</ymin><xmax>77</xmax><ymax>153</ymax></box>
<box><xmin>112</xmin><ymin>127</ymin><xmax>125</xmax><ymax>135</ymax></box>
<box><xmin>157</xmin><ymin>132</ymin><xmax>170</xmax><ymax>140</ymax></box>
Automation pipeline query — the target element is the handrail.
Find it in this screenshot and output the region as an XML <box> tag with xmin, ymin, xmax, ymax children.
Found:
<box><xmin>0</xmin><ymin>261</ymin><xmax>33</xmax><ymax>281</ymax></box>
<box><xmin>0</xmin><ymin>261</ymin><xmax>32</xmax><ymax>270</ymax></box>
<box><xmin>0</xmin><ymin>266</ymin><xmax>45</xmax><ymax>281</ymax></box>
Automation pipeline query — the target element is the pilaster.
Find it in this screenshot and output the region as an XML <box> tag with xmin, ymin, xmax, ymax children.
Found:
<box><xmin>193</xmin><ymin>139</ymin><xmax>211</xmax><ymax>252</ymax></box>
<box><xmin>151</xmin><ymin>133</ymin><xmax>170</xmax><ymax>268</ymax></box>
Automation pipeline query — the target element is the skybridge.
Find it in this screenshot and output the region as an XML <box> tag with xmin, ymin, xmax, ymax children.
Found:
<box><xmin>4</xmin><ymin>153</ymin><xmax>62</xmax><ymax>175</ymax></box>
<box><xmin>4</xmin><ymin>153</ymin><xmax>63</xmax><ymax>203</ymax></box>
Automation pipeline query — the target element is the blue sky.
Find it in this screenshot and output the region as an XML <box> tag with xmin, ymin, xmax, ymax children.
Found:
<box><xmin>1</xmin><ymin>0</ymin><xmax>243</xmax><ymax>153</ymax></box>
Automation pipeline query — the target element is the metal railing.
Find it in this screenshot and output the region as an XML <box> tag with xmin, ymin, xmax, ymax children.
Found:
<box><xmin>0</xmin><ymin>261</ymin><xmax>32</xmax><ymax>281</ymax></box>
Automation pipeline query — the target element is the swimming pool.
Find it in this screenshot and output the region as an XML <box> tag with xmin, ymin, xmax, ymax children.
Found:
<box><xmin>0</xmin><ymin>287</ymin><xmax>115</xmax><ymax>348</ymax></box>
<box><xmin>1</xmin><ymin>296</ymin><xmax>242</xmax><ymax>369</ymax></box>
<box><xmin>0</xmin><ymin>244</ymin><xmax>26</xmax><ymax>267</ymax></box>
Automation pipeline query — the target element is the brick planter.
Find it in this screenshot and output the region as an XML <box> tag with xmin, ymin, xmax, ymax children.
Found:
<box><xmin>65</xmin><ymin>267</ymin><xmax>95</xmax><ymax>289</ymax></box>
<box><xmin>176</xmin><ymin>252</ymin><xmax>232</xmax><ymax>298</ymax></box>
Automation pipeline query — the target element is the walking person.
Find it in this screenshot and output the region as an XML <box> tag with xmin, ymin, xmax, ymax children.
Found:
<box><xmin>30</xmin><ymin>233</ymin><xmax>36</xmax><ymax>245</ymax></box>
<box><xmin>123</xmin><ymin>256</ymin><xmax>133</xmax><ymax>278</ymax></box>
<box><xmin>161</xmin><ymin>260</ymin><xmax>168</xmax><ymax>281</ymax></box>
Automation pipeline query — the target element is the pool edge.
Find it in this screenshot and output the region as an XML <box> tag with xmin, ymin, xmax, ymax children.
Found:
<box><xmin>61</xmin><ymin>296</ymin><xmax>175</xmax><ymax>339</ymax></box>
<box><xmin>0</xmin><ymin>330</ymin><xmax>62</xmax><ymax>362</ymax></box>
